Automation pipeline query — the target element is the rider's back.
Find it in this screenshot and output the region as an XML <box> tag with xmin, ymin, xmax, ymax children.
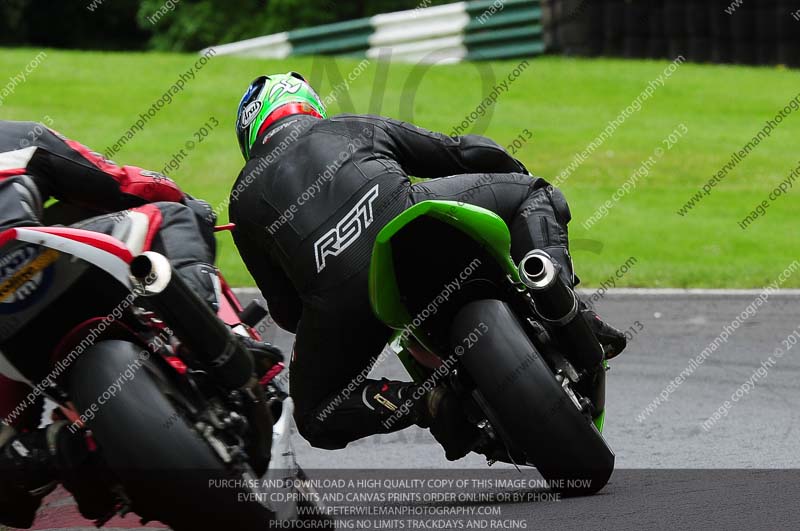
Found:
<box><xmin>230</xmin><ymin>114</ymin><xmax>409</xmax><ymax>296</ymax></box>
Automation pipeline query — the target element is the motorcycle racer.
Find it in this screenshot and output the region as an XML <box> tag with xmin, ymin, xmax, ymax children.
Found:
<box><xmin>228</xmin><ymin>73</ymin><xmax>627</xmax><ymax>463</ymax></box>
<box><xmin>0</xmin><ymin>120</ymin><xmax>275</xmax><ymax>528</ymax></box>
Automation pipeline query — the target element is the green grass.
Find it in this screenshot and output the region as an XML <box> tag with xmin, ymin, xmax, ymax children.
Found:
<box><xmin>1</xmin><ymin>48</ymin><xmax>798</xmax><ymax>287</ymax></box>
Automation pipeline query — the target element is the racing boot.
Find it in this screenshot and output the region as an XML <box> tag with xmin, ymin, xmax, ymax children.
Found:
<box><xmin>417</xmin><ymin>386</ymin><xmax>481</xmax><ymax>462</ymax></box>
<box><xmin>378</xmin><ymin>340</ymin><xmax>481</xmax><ymax>461</ymax></box>
<box><xmin>579</xmin><ymin>300</ymin><xmax>627</xmax><ymax>359</ymax></box>
<box><xmin>363</xmin><ymin>378</ymin><xmax>421</xmax><ymax>428</ymax></box>
<box><xmin>358</xmin><ymin>377</ymin><xmax>480</xmax><ymax>461</ymax></box>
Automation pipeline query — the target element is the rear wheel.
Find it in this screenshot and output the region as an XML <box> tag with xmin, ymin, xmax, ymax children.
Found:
<box><xmin>69</xmin><ymin>340</ymin><xmax>275</xmax><ymax>530</ymax></box>
<box><xmin>452</xmin><ymin>300</ymin><xmax>614</xmax><ymax>496</ymax></box>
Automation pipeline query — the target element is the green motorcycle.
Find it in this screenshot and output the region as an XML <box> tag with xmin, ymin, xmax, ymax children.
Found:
<box><xmin>369</xmin><ymin>200</ymin><xmax>614</xmax><ymax>495</ymax></box>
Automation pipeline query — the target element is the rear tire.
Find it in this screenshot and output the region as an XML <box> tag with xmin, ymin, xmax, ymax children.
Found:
<box><xmin>452</xmin><ymin>300</ymin><xmax>614</xmax><ymax>495</ymax></box>
<box><xmin>69</xmin><ymin>340</ymin><xmax>275</xmax><ymax>530</ymax></box>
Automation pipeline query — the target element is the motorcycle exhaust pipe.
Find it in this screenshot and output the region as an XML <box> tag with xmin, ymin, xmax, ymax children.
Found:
<box><xmin>519</xmin><ymin>250</ymin><xmax>604</xmax><ymax>370</ymax></box>
<box><xmin>130</xmin><ymin>252</ymin><xmax>253</xmax><ymax>390</ymax></box>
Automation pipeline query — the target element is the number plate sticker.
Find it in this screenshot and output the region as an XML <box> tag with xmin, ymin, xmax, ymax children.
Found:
<box><xmin>0</xmin><ymin>246</ymin><xmax>59</xmax><ymax>314</ymax></box>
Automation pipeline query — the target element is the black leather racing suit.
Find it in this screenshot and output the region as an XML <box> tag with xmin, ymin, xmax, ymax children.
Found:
<box><xmin>229</xmin><ymin>114</ymin><xmax>574</xmax><ymax>450</ymax></box>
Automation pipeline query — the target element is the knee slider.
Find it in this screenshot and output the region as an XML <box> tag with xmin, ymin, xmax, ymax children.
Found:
<box><xmin>3</xmin><ymin>175</ymin><xmax>43</xmax><ymax>223</ymax></box>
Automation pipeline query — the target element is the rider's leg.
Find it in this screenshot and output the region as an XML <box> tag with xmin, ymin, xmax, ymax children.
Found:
<box><xmin>290</xmin><ymin>270</ymin><xmax>480</xmax><ymax>459</ymax></box>
<box><xmin>290</xmin><ymin>270</ymin><xmax>414</xmax><ymax>449</ymax></box>
<box><xmin>132</xmin><ymin>202</ymin><xmax>220</xmax><ymax>309</ymax></box>
<box><xmin>131</xmin><ymin>203</ymin><xmax>283</xmax><ymax>367</ymax></box>
<box><xmin>73</xmin><ymin>202</ymin><xmax>220</xmax><ymax>309</ymax></box>
<box><xmin>410</xmin><ymin>172</ymin><xmax>576</xmax><ymax>284</ymax></box>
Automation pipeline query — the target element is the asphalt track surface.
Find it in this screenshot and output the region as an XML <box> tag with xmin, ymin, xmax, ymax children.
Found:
<box><xmin>20</xmin><ymin>290</ymin><xmax>800</xmax><ymax>530</ymax></box>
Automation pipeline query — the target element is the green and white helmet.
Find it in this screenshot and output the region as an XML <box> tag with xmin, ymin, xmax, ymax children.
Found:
<box><xmin>235</xmin><ymin>72</ymin><xmax>327</xmax><ymax>159</ymax></box>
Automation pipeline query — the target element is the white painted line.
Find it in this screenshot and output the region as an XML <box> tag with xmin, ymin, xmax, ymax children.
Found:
<box><xmin>233</xmin><ymin>287</ymin><xmax>263</xmax><ymax>298</ymax></box>
<box><xmin>232</xmin><ymin>287</ymin><xmax>800</xmax><ymax>297</ymax></box>
<box><xmin>576</xmin><ymin>288</ymin><xmax>800</xmax><ymax>296</ymax></box>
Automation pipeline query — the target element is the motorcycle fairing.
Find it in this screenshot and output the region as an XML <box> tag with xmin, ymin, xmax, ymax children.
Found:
<box><xmin>0</xmin><ymin>227</ymin><xmax>135</xmax><ymax>382</ymax></box>
<box><xmin>369</xmin><ymin>200</ymin><xmax>519</xmax><ymax>329</ymax></box>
